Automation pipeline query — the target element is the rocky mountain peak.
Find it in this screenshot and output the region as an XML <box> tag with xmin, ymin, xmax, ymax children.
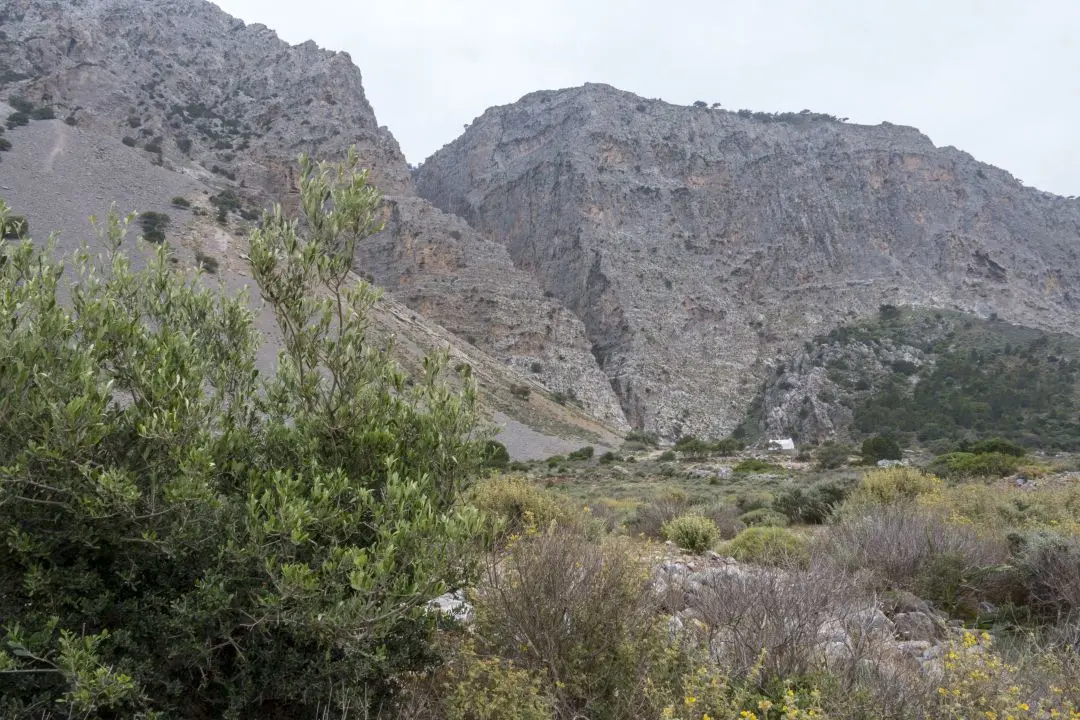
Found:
<box><xmin>417</xmin><ymin>84</ymin><xmax>1080</xmax><ymax>439</ymax></box>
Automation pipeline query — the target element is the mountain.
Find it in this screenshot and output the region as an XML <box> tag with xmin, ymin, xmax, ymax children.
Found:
<box><xmin>7</xmin><ymin>1</ymin><xmax>1080</xmax><ymax>448</ymax></box>
<box><xmin>415</xmin><ymin>83</ymin><xmax>1080</xmax><ymax>439</ymax></box>
<box><xmin>0</xmin><ymin>0</ymin><xmax>628</xmax><ymax>454</ymax></box>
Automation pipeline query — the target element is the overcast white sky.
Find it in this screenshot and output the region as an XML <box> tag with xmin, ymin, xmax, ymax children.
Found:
<box><xmin>212</xmin><ymin>0</ymin><xmax>1080</xmax><ymax>196</ymax></box>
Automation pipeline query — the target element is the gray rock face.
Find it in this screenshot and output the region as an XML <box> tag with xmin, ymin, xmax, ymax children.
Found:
<box><xmin>0</xmin><ymin>0</ymin><xmax>627</xmax><ymax>430</ymax></box>
<box><xmin>416</xmin><ymin>83</ymin><xmax>1080</xmax><ymax>439</ymax></box>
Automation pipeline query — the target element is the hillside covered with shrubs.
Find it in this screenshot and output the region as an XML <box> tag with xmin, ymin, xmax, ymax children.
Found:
<box><xmin>750</xmin><ymin>306</ymin><xmax>1080</xmax><ymax>450</ymax></box>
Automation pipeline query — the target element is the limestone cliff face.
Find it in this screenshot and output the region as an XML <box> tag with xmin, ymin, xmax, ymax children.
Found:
<box><xmin>416</xmin><ymin>83</ymin><xmax>1080</xmax><ymax>438</ymax></box>
<box><xmin>0</xmin><ymin>0</ymin><xmax>628</xmax><ymax>430</ymax></box>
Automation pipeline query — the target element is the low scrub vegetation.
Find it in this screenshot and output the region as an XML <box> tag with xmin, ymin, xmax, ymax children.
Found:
<box><xmin>662</xmin><ymin>514</ymin><xmax>720</xmax><ymax>552</ymax></box>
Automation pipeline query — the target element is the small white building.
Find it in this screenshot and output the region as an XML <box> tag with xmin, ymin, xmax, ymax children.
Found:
<box><xmin>768</xmin><ymin>438</ymin><xmax>796</xmax><ymax>453</ymax></box>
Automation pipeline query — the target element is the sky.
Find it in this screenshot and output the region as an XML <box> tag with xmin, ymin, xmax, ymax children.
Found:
<box><xmin>211</xmin><ymin>0</ymin><xmax>1080</xmax><ymax>197</ymax></box>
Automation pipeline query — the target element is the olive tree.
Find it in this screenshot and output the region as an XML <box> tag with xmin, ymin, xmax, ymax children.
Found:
<box><xmin>0</xmin><ymin>150</ymin><xmax>486</xmax><ymax>718</ymax></box>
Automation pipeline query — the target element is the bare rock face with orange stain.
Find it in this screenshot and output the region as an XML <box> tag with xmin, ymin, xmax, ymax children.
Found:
<box><xmin>416</xmin><ymin>84</ymin><xmax>1080</xmax><ymax>438</ymax></box>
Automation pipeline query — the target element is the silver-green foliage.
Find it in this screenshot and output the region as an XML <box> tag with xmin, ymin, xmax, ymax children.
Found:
<box><xmin>0</xmin><ymin>150</ymin><xmax>486</xmax><ymax>718</ymax></box>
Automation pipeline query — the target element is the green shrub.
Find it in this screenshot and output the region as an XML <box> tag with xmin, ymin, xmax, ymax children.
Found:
<box><xmin>725</xmin><ymin>527</ymin><xmax>808</xmax><ymax>566</ymax></box>
<box><xmin>0</xmin><ymin>153</ymin><xmax>487</xmax><ymax>717</ymax></box>
<box><xmin>6</xmin><ymin>111</ymin><xmax>28</xmax><ymax>129</ymax></box>
<box><xmin>545</xmin><ymin>454</ymin><xmax>565</xmax><ymax>468</ymax></box>
<box><xmin>64</xmin><ymin>115</ymin><xmax>78</xmax><ymax>126</ymax></box>
<box><xmin>662</xmin><ymin>514</ymin><xmax>720</xmax><ymax>553</ymax></box>
<box><xmin>510</xmin><ymin>384</ymin><xmax>531</xmax><ymax>400</ymax></box>
<box><xmin>471</xmin><ymin>476</ymin><xmax>572</xmax><ymax>535</ymax></box>
<box><xmin>1012</xmin><ymin>530</ymin><xmax>1080</xmax><ymax>621</ymax></box>
<box><xmin>625</xmin><ymin>430</ymin><xmax>659</xmax><ymax>447</ymax></box>
<box><xmin>137</xmin><ymin>210</ymin><xmax>169</xmax><ymax>244</ymax></box>
<box><xmin>568</xmin><ymin>445</ymin><xmax>594</xmax><ymax>461</ymax></box>
<box><xmin>627</xmin><ymin>494</ymin><xmax>689</xmax><ymax>538</ymax></box>
<box><xmin>598</xmin><ymin>451</ymin><xmax>619</xmax><ymax>464</ymax></box>
<box><xmin>482</xmin><ymin>440</ymin><xmax>511</xmax><ymax>469</ymax></box>
<box><xmin>823</xmin><ymin>504</ymin><xmax>1012</xmax><ymax>615</ymax></box>
<box><xmin>967</xmin><ymin>437</ymin><xmax>1027</xmax><ymax>457</ymax></box>
<box><xmin>931</xmin><ymin>451</ymin><xmax>1020</xmax><ymax>478</ymax></box>
<box><xmin>677</xmin><ymin>437</ymin><xmax>713</xmax><ymax>458</ymax></box>
<box><xmin>814</xmin><ymin>443</ymin><xmax>853</xmax><ymax>469</ymax></box>
<box><xmin>851</xmin><ymin>466</ymin><xmax>940</xmax><ymax>505</ymax></box>
<box><xmin>712</xmin><ymin>437</ymin><xmax>744</xmax><ymax>456</ymax></box>
<box><xmin>439</xmin><ymin>641</ymin><xmax>554</xmax><ymax>720</ymax></box>
<box><xmin>738</xmin><ymin>508</ymin><xmax>790</xmax><ymax>528</ymax></box>
<box><xmin>861</xmin><ymin>434</ymin><xmax>901</xmax><ymax>462</ymax></box>
<box><xmin>30</xmin><ymin>105</ymin><xmax>55</xmax><ymax>120</ymax></box>
<box><xmin>735</xmin><ymin>490</ymin><xmax>774</xmax><ymax>513</ymax></box>
<box><xmin>121</xmin><ymin>136</ymin><xmax>136</xmax><ymax>147</ymax></box>
<box><xmin>475</xmin><ymin>528</ymin><xmax>661</xmax><ymax>718</ymax></box>
<box><xmin>193</xmin><ymin>249</ymin><xmax>219</xmax><ymax>275</ymax></box>
<box><xmin>773</xmin><ymin>477</ymin><xmax>855</xmax><ymax>524</ymax></box>
<box><xmin>0</xmin><ymin>137</ymin><xmax>10</xmax><ymax>151</ymax></box>
<box><xmin>687</xmin><ymin>501</ymin><xmax>746</xmax><ymax>539</ymax></box>
<box><xmin>1</xmin><ymin>214</ymin><xmax>27</xmax><ymax>240</ymax></box>
<box><xmin>170</xmin><ymin>196</ymin><xmax>191</xmax><ymax>208</ymax></box>
<box><xmin>658</xmin><ymin>449</ymin><xmax>677</xmax><ymax>462</ymax></box>
<box><xmin>8</xmin><ymin>96</ymin><xmax>34</xmax><ymax>114</ymax></box>
<box><xmin>733</xmin><ymin>458</ymin><xmax>782</xmax><ymax>474</ymax></box>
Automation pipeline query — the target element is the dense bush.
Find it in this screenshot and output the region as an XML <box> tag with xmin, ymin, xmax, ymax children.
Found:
<box><xmin>471</xmin><ymin>475</ymin><xmax>576</xmax><ymax>536</ymax></box>
<box><xmin>137</xmin><ymin>210</ymin><xmax>169</xmax><ymax>243</ymax></box>
<box><xmin>850</xmin><ymin>466</ymin><xmax>940</xmax><ymax>505</ymax></box>
<box><xmin>930</xmin><ymin>451</ymin><xmax>1020</xmax><ymax>478</ymax></box>
<box><xmin>475</xmin><ymin>527</ymin><xmax>660</xmax><ymax>719</ymax></box>
<box><xmin>688</xmin><ymin>501</ymin><xmax>746</xmax><ymax>539</ymax></box>
<box><xmin>773</xmin><ymin>477</ymin><xmax>855</xmax><ymax>524</ymax></box>
<box><xmin>725</xmin><ymin>527</ymin><xmax>809</xmax><ymax>566</ymax></box>
<box><xmin>6</xmin><ymin>111</ymin><xmax>28</xmax><ymax>128</ymax></box>
<box><xmin>1</xmin><ymin>213</ymin><xmax>27</xmax><ymax>239</ymax></box>
<box><xmin>861</xmin><ymin>434</ymin><xmax>901</xmax><ymax>462</ymax></box>
<box><xmin>966</xmin><ymin>437</ymin><xmax>1027</xmax><ymax>457</ymax></box>
<box><xmin>1013</xmin><ymin>531</ymin><xmax>1080</xmax><ymax>622</ymax></box>
<box><xmin>624</xmin><ymin>430</ymin><xmax>659</xmax><ymax>447</ymax></box>
<box><xmin>738</xmin><ymin>508</ymin><xmax>790</xmax><ymax>527</ymax></box>
<box><xmin>733</xmin><ymin>458</ymin><xmax>783</xmax><ymax>474</ymax></box>
<box><xmin>815</xmin><ymin>443</ymin><xmax>853</xmax><ymax>469</ymax></box>
<box><xmin>627</xmin><ymin>494</ymin><xmax>689</xmax><ymax>538</ymax></box>
<box><xmin>662</xmin><ymin>514</ymin><xmax>720</xmax><ymax>553</ymax></box>
<box><xmin>30</xmin><ymin>105</ymin><xmax>55</xmax><ymax>120</ymax></box>
<box><xmin>8</xmin><ymin>95</ymin><xmax>34</xmax><ymax>113</ymax></box>
<box><xmin>568</xmin><ymin>445</ymin><xmax>594</xmax><ymax>461</ymax></box>
<box><xmin>0</xmin><ymin>136</ymin><xmax>10</xmax><ymax>151</ymax></box>
<box><xmin>0</xmin><ymin>152</ymin><xmax>487</xmax><ymax>717</ymax></box>
<box><xmin>170</xmin><ymin>195</ymin><xmax>191</xmax><ymax>208</ymax></box>
<box><xmin>823</xmin><ymin>504</ymin><xmax>1012</xmax><ymax>615</ymax></box>
<box><xmin>193</xmin><ymin>249</ymin><xmax>219</xmax><ymax>274</ymax></box>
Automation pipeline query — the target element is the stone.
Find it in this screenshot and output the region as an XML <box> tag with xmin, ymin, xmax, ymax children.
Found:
<box><xmin>427</xmin><ymin>590</ymin><xmax>474</xmax><ymax>624</ymax></box>
<box><xmin>893</xmin><ymin>611</ymin><xmax>939</xmax><ymax>641</ymax></box>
